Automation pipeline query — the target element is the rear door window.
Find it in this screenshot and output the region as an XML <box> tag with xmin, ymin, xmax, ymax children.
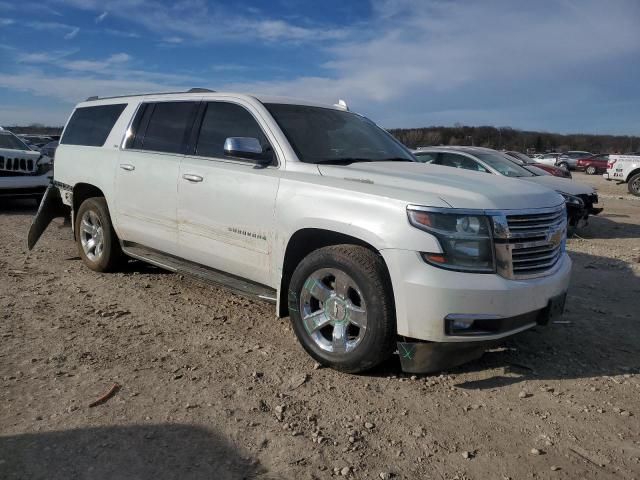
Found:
<box><xmin>195</xmin><ymin>102</ymin><xmax>270</xmax><ymax>159</ymax></box>
<box><xmin>61</xmin><ymin>104</ymin><xmax>127</xmax><ymax>147</ymax></box>
<box><xmin>129</xmin><ymin>101</ymin><xmax>199</xmax><ymax>154</ymax></box>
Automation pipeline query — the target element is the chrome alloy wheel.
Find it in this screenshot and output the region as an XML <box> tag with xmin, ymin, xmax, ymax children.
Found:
<box><xmin>79</xmin><ymin>210</ymin><xmax>104</xmax><ymax>262</ymax></box>
<box><xmin>299</xmin><ymin>268</ymin><xmax>367</xmax><ymax>354</ymax></box>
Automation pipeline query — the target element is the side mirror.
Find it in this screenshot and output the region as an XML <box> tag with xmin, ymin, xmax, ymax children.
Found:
<box><xmin>223</xmin><ymin>137</ymin><xmax>272</xmax><ymax>164</ymax></box>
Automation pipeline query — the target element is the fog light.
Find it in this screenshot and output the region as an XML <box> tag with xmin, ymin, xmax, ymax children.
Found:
<box><xmin>452</xmin><ymin>318</ymin><xmax>474</xmax><ymax>330</ymax></box>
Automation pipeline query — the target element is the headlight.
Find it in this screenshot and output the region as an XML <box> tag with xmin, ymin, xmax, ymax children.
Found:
<box><xmin>559</xmin><ymin>192</ymin><xmax>584</xmax><ymax>207</ymax></box>
<box><xmin>35</xmin><ymin>155</ymin><xmax>53</xmax><ymax>176</ymax></box>
<box><xmin>407</xmin><ymin>207</ymin><xmax>495</xmax><ymax>273</ymax></box>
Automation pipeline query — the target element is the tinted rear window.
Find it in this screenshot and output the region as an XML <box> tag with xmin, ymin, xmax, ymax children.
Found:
<box><xmin>135</xmin><ymin>102</ymin><xmax>198</xmax><ymax>154</ymax></box>
<box><xmin>61</xmin><ymin>104</ymin><xmax>127</xmax><ymax>146</ymax></box>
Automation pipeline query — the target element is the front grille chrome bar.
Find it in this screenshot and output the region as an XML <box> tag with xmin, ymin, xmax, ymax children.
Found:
<box><xmin>491</xmin><ymin>204</ymin><xmax>567</xmax><ymax>280</ymax></box>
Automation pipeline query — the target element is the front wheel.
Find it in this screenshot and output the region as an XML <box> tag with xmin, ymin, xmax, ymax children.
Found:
<box><xmin>288</xmin><ymin>245</ymin><xmax>396</xmax><ymax>373</ymax></box>
<box><xmin>629</xmin><ymin>173</ymin><xmax>640</xmax><ymax>197</ymax></box>
<box><xmin>75</xmin><ymin>197</ymin><xmax>125</xmax><ymax>272</ymax></box>
<box><xmin>557</xmin><ymin>162</ymin><xmax>569</xmax><ymax>170</ymax></box>
<box><xmin>586</xmin><ymin>166</ymin><xmax>596</xmax><ymax>175</ymax></box>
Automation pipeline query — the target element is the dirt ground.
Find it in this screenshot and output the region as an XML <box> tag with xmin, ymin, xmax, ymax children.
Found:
<box><xmin>1</xmin><ymin>172</ymin><xmax>638</xmax><ymax>480</ymax></box>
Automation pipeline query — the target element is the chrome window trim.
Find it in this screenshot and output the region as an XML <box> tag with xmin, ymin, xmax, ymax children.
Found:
<box><xmin>119</xmin><ymin>99</ymin><xmax>281</xmax><ymax>168</ymax></box>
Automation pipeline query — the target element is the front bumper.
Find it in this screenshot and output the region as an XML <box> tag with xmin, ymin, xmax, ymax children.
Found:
<box><xmin>0</xmin><ymin>173</ymin><xmax>51</xmax><ymax>197</ymax></box>
<box><xmin>381</xmin><ymin>249</ymin><xmax>572</xmax><ymax>343</ymax></box>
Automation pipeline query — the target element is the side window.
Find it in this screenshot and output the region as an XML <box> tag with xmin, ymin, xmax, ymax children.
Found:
<box><xmin>61</xmin><ymin>104</ymin><xmax>127</xmax><ymax>147</ymax></box>
<box><xmin>414</xmin><ymin>152</ymin><xmax>437</xmax><ymax>163</ymax></box>
<box><xmin>195</xmin><ymin>102</ymin><xmax>270</xmax><ymax>160</ymax></box>
<box><xmin>131</xmin><ymin>101</ymin><xmax>198</xmax><ymax>154</ymax></box>
<box><xmin>440</xmin><ymin>153</ymin><xmax>487</xmax><ymax>172</ymax></box>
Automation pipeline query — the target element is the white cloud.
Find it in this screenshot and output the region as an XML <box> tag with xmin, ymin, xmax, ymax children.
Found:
<box><xmin>104</xmin><ymin>28</ymin><xmax>140</xmax><ymax>38</ymax></box>
<box><xmin>0</xmin><ymin>17</ymin><xmax>13</xmax><ymax>26</ymax></box>
<box><xmin>26</xmin><ymin>20</ymin><xmax>81</xmax><ymax>40</ymax></box>
<box><xmin>55</xmin><ymin>0</ymin><xmax>348</xmax><ymax>43</ymax></box>
<box><xmin>161</xmin><ymin>36</ymin><xmax>183</xmax><ymax>44</ymax></box>
<box><xmin>64</xmin><ymin>27</ymin><xmax>79</xmax><ymax>39</ymax></box>
<box><xmin>221</xmin><ymin>0</ymin><xmax>640</xmax><ymax>130</ymax></box>
<box><xmin>0</xmin><ymin>70</ymin><xmax>188</xmax><ymax>105</ymax></box>
<box><xmin>95</xmin><ymin>11</ymin><xmax>108</xmax><ymax>23</ymax></box>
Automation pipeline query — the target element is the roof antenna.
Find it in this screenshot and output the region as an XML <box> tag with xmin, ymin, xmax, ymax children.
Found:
<box><xmin>334</xmin><ymin>99</ymin><xmax>349</xmax><ymax>111</ymax></box>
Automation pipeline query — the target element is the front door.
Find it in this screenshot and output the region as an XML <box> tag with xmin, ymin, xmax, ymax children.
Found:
<box><xmin>177</xmin><ymin>100</ymin><xmax>280</xmax><ymax>286</ymax></box>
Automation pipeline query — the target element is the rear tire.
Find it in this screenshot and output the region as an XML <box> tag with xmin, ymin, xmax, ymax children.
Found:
<box><xmin>557</xmin><ymin>162</ymin><xmax>569</xmax><ymax>170</ymax></box>
<box><xmin>288</xmin><ymin>245</ymin><xmax>396</xmax><ymax>373</ymax></box>
<box><xmin>75</xmin><ymin>197</ymin><xmax>125</xmax><ymax>272</ymax></box>
<box><xmin>629</xmin><ymin>173</ymin><xmax>640</xmax><ymax>197</ymax></box>
<box><xmin>586</xmin><ymin>166</ymin><xmax>596</xmax><ymax>175</ymax></box>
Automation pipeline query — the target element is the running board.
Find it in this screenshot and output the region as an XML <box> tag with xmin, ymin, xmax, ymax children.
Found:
<box><xmin>121</xmin><ymin>242</ymin><xmax>277</xmax><ymax>303</ymax></box>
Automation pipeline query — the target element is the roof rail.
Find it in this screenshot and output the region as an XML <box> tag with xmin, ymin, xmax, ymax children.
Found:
<box><xmin>84</xmin><ymin>87</ymin><xmax>215</xmax><ymax>102</ymax></box>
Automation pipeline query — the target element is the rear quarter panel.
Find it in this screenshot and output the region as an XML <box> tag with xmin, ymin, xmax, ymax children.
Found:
<box><xmin>54</xmin><ymin>101</ymin><xmax>138</xmax><ymax>234</ymax></box>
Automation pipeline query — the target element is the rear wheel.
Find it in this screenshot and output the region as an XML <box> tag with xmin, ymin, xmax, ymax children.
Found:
<box><xmin>586</xmin><ymin>166</ymin><xmax>596</xmax><ymax>175</ymax></box>
<box><xmin>288</xmin><ymin>245</ymin><xmax>396</xmax><ymax>373</ymax></box>
<box><xmin>629</xmin><ymin>173</ymin><xmax>640</xmax><ymax>197</ymax></box>
<box><xmin>75</xmin><ymin>197</ymin><xmax>125</xmax><ymax>272</ymax></box>
<box><xmin>557</xmin><ymin>162</ymin><xmax>569</xmax><ymax>170</ymax></box>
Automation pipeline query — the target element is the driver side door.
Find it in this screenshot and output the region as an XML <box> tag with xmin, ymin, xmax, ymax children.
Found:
<box><xmin>177</xmin><ymin>100</ymin><xmax>280</xmax><ymax>286</ymax></box>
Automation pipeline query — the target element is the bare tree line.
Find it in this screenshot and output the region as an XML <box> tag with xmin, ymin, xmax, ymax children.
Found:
<box><xmin>389</xmin><ymin>125</ymin><xmax>639</xmax><ymax>154</ymax></box>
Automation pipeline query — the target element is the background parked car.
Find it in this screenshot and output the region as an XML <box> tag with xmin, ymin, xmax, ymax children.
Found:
<box><xmin>504</xmin><ymin>151</ymin><xmax>572</xmax><ymax>178</ymax></box>
<box><xmin>556</xmin><ymin>151</ymin><xmax>593</xmax><ymax>170</ymax></box>
<box><xmin>413</xmin><ymin>146</ymin><xmax>602</xmax><ymax>234</ymax></box>
<box><xmin>576</xmin><ymin>154</ymin><xmax>609</xmax><ymax>175</ymax></box>
<box><xmin>535</xmin><ymin>152</ymin><xmax>562</xmax><ymax>167</ymax></box>
<box><xmin>40</xmin><ymin>140</ymin><xmax>59</xmax><ymax>160</ymax></box>
<box><xmin>0</xmin><ymin>127</ymin><xmax>53</xmax><ymax>204</ymax></box>
<box><xmin>17</xmin><ymin>135</ymin><xmax>53</xmax><ymax>152</ymax></box>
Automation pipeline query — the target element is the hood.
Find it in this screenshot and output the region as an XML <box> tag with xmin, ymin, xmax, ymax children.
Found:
<box><xmin>317</xmin><ymin>162</ymin><xmax>565</xmax><ymax>210</ymax></box>
<box><xmin>521</xmin><ymin>175</ymin><xmax>595</xmax><ymax>196</ymax></box>
<box><xmin>0</xmin><ymin>148</ymin><xmax>40</xmax><ymax>160</ymax></box>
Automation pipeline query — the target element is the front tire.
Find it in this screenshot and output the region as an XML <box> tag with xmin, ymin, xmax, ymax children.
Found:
<box><xmin>629</xmin><ymin>173</ymin><xmax>640</xmax><ymax>197</ymax></box>
<box><xmin>288</xmin><ymin>245</ymin><xmax>396</xmax><ymax>373</ymax></box>
<box><xmin>75</xmin><ymin>197</ymin><xmax>125</xmax><ymax>272</ymax></box>
<box><xmin>586</xmin><ymin>166</ymin><xmax>596</xmax><ymax>175</ymax></box>
<box><xmin>557</xmin><ymin>162</ymin><xmax>569</xmax><ymax>171</ymax></box>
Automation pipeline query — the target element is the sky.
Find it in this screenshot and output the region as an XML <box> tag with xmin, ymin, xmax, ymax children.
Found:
<box><xmin>0</xmin><ymin>0</ymin><xmax>639</xmax><ymax>135</ymax></box>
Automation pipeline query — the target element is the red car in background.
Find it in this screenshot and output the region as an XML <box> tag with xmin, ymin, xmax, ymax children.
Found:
<box><xmin>504</xmin><ymin>151</ymin><xmax>572</xmax><ymax>178</ymax></box>
<box><xmin>576</xmin><ymin>154</ymin><xmax>609</xmax><ymax>175</ymax></box>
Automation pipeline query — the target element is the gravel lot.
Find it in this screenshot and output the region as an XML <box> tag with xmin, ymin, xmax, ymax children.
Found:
<box><xmin>1</xmin><ymin>172</ymin><xmax>638</xmax><ymax>480</ymax></box>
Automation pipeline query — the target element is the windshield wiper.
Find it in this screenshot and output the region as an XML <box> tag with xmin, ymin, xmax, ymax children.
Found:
<box><xmin>316</xmin><ymin>158</ymin><xmax>375</xmax><ymax>165</ymax></box>
<box><xmin>317</xmin><ymin>157</ymin><xmax>412</xmax><ymax>165</ymax></box>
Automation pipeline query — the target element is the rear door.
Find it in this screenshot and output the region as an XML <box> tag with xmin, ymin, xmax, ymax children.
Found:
<box><xmin>177</xmin><ymin>100</ymin><xmax>280</xmax><ymax>286</ymax></box>
<box><xmin>116</xmin><ymin>100</ymin><xmax>199</xmax><ymax>255</ymax></box>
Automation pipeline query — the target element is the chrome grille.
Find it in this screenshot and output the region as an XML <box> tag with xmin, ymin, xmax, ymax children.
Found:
<box><xmin>493</xmin><ymin>205</ymin><xmax>567</xmax><ymax>279</ymax></box>
<box><xmin>0</xmin><ymin>155</ymin><xmax>36</xmax><ymax>174</ymax></box>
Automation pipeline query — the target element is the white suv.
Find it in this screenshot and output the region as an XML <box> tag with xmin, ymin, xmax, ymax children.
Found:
<box><xmin>604</xmin><ymin>154</ymin><xmax>640</xmax><ymax>196</ymax></box>
<box><xmin>0</xmin><ymin>127</ymin><xmax>53</xmax><ymax>203</ymax></box>
<box><xmin>29</xmin><ymin>89</ymin><xmax>572</xmax><ymax>373</ymax></box>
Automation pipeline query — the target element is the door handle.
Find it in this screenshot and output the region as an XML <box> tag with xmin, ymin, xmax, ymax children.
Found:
<box><xmin>182</xmin><ymin>174</ymin><xmax>204</xmax><ymax>183</ymax></box>
<box><xmin>119</xmin><ymin>164</ymin><xmax>135</xmax><ymax>171</ymax></box>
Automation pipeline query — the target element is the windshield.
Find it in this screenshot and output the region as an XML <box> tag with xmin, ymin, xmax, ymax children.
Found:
<box><xmin>264</xmin><ymin>103</ymin><xmax>414</xmax><ymax>164</ymax></box>
<box><xmin>476</xmin><ymin>152</ymin><xmax>535</xmax><ymax>177</ymax></box>
<box><xmin>509</xmin><ymin>151</ymin><xmax>535</xmax><ymax>164</ymax></box>
<box><xmin>0</xmin><ymin>132</ymin><xmax>31</xmax><ymax>150</ymax></box>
